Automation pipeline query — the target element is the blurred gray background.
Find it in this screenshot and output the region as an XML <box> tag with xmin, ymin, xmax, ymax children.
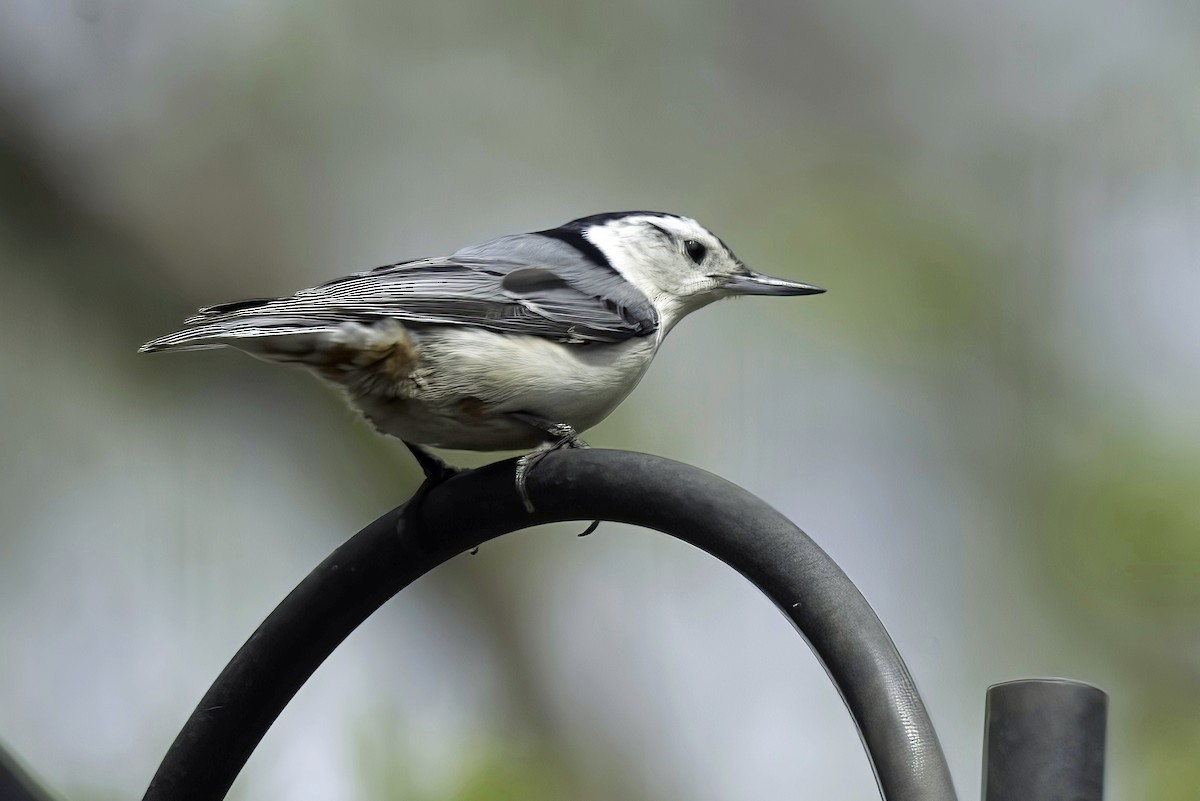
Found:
<box><xmin>1</xmin><ymin>1</ymin><xmax>1197</xmax><ymax>799</ymax></box>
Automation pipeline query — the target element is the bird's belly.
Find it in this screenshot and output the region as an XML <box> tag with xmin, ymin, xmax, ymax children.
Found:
<box><xmin>348</xmin><ymin>327</ymin><xmax>657</xmax><ymax>451</ymax></box>
<box><xmin>362</xmin><ymin>404</ymin><xmax>550</xmax><ymax>450</ymax></box>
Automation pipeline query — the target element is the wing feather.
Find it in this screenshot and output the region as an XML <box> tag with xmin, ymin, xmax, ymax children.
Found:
<box><xmin>143</xmin><ymin>235</ymin><xmax>659</xmax><ymax>352</ymax></box>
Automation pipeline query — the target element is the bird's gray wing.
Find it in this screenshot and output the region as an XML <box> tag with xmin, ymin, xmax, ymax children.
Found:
<box><xmin>148</xmin><ymin>233</ymin><xmax>658</xmax><ymax>350</ymax></box>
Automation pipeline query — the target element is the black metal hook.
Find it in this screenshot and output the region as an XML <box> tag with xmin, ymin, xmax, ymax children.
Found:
<box><xmin>141</xmin><ymin>449</ymin><xmax>958</xmax><ymax>801</ymax></box>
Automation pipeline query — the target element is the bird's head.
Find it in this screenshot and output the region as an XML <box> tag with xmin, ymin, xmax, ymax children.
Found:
<box><xmin>565</xmin><ymin>211</ymin><xmax>824</xmax><ymax>333</ymax></box>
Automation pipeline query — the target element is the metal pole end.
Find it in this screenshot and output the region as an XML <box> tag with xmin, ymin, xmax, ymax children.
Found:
<box><xmin>983</xmin><ymin>677</ymin><xmax>1108</xmax><ymax>801</ymax></box>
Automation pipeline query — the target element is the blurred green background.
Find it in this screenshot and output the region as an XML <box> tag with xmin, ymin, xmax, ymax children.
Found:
<box><xmin>1</xmin><ymin>1</ymin><xmax>1197</xmax><ymax>799</ymax></box>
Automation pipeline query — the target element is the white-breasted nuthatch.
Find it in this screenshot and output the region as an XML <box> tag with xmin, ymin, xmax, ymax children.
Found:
<box><xmin>142</xmin><ymin>211</ymin><xmax>824</xmax><ymax>509</ymax></box>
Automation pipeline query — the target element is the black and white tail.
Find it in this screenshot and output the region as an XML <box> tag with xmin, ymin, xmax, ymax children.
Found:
<box><xmin>139</xmin><ymin>308</ymin><xmax>344</xmax><ymax>363</ymax></box>
<box><xmin>138</xmin><ymin>295</ymin><xmax>412</xmax><ymax>372</ymax></box>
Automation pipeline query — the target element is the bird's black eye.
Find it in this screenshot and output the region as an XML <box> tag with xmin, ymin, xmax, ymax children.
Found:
<box><xmin>684</xmin><ymin>239</ymin><xmax>707</xmax><ymax>264</ymax></box>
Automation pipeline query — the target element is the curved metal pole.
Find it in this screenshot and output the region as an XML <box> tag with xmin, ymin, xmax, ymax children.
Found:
<box><xmin>0</xmin><ymin>744</ymin><xmax>57</xmax><ymax>801</ymax></box>
<box><xmin>142</xmin><ymin>450</ymin><xmax>957</xmax><ymax>801</ymax></box>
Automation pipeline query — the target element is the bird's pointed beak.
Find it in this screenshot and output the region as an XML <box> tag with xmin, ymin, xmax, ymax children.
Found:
<box><xmin>725</xmin><ymin>270</ymin><xmax>826</xmax><ymax>297</ymax></box>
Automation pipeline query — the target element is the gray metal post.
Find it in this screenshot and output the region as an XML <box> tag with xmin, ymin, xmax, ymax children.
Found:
<box><xmin>983</xmin><ymin>678</ymin><xmax>1107</xmax><ymax>801</ymax></box>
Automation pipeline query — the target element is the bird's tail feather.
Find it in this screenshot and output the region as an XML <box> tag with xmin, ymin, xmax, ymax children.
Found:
<box><xmin>139</xmin><ymin>316</ymin><xmax>343</xmax><ymax>356</ymax></box>
<box><xmin>140</xmin><ymin>314</ymin><xmax>417</xmax><ymax>381</ymax></box>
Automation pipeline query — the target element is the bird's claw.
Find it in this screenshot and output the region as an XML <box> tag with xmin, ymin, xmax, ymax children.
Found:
<box><xmin>514</xmin><ymin>451</ymin><xmax>540</xmax><ymax>514</ymax></box>
<box><xmin>512</xmin><ymin>420</ymin><xmax>588</xmax><ymax>513</ymax></box>
<box><xmin>507</xmin><ymin>417</ymin><xmax>597</xmax><ymax>535</ymax></box>
<box><xmin>513</xmin><ymin>430</ymin><xmax>601</xmax><ymax>537</ymax></box>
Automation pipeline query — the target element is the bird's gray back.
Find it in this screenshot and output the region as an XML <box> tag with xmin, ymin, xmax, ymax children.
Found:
<box><xmin>451</xmin><ymin>232</ymin><xmax>659</xmax><ymax>338</ymax></box>
<box><xmin>142</xmin><ymin>231</ymin><xmax>660</xmax><ymax>351</ymax></box>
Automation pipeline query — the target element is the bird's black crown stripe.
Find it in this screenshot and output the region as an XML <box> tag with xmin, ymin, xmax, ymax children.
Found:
<box><xmin>535</xmin><ymin>211</ymin><xmax>682</xmax><ymax>272</ymax></box>
<box><xmin>562</xmin><ymin>210</ymin><xmax>681</xmax><ymax>228</ymax></box>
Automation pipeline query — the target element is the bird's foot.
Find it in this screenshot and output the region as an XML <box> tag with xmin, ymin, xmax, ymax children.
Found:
<box><xmin>546</xmin><ymin>422</ymin><xmax>589</xmax><ymax>450</ymax></box>
<box><xmin>512</xmin><ymin>420</ymin><xmax>589</xmax><ymax>513</ymax></box>
<box><xmin>514</xmin><ymin>445</ymin><xmax>553</xmax><ymax>514</ymax></box>
<box><xmin>508</xmin><ymin>418</ymin><xmax>600</xmax><ymax>537</ymax></box>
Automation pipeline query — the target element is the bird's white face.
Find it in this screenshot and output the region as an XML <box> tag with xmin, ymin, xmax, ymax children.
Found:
<box><xmin>583</xmin><ymin>213</ymin><xmax>822</xmax><ymax>334</ymax></box>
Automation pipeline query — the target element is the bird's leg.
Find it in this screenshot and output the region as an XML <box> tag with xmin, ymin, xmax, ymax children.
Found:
<box><xmin>509</xmin><ymin>414</ymin><xmax>600</xmax><ymax>537</ymax></box>
<box><xmin>510</xmin><ymin>414</ymin><xmax>591</xmax><ymax>451</ymax></box>
<box><xmin>404</xmin><ymin>441</ymin><xmax>461</xmax><ymax>484</ymax></box>
<box><xmin>403</xmin><ymin>442</ymin><xmax>478</xmax><ymax>552</ymax></box>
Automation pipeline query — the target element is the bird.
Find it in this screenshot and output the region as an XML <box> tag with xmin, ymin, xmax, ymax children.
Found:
<box><xmin>141</xmin><ymin>211</ymin><xmax>825</xmax><ymax>512</ymax></box>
